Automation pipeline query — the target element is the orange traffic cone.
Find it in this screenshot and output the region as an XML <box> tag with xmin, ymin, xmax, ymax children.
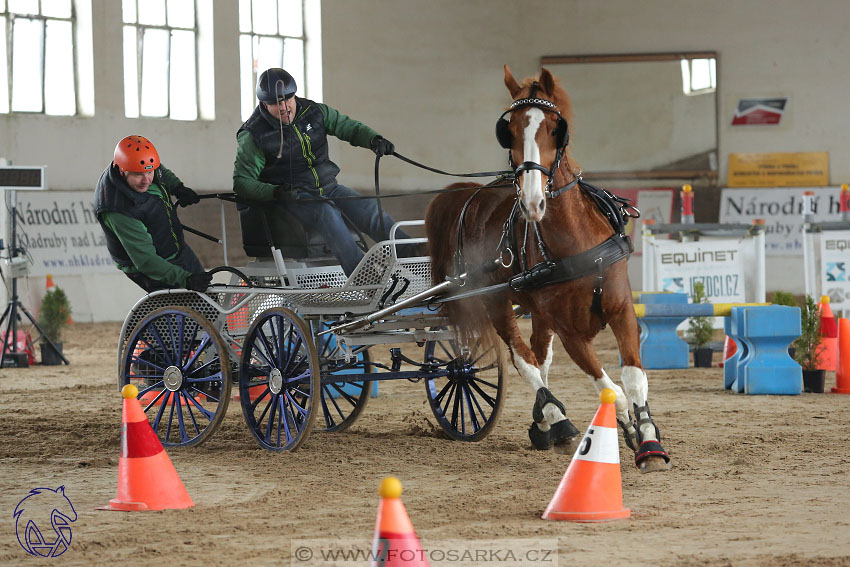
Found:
<box><xmin>99</xmin><ymin>385</ymin><xmax>194</xmax><ymax>511</ymax></box>
<box><xmin>45</xmin><ymin>274</ymin><xmax>55</xmax><ymax>290</ymax></box>
<box><xmin>720</xmin><ymin>335</ymin><xmax>737</xmax><ymax>368</ymax></box>
<box><xmin>833</xmin><ymin>318</ymin><xmax>850</xmax><ymax>394</ymax></box>
<box><xmin>370</xmin><ymin>477</ymin><xmax>428</xmax><ymax>567</ymax></box>
<box><xmin>816</xmin><ymin>296</ymin><xmax>838</xmax><ymax>371</ymax></box>
<box><xmin>542</xmin><ymin>388</ymin><xmax>630</xmax><ymax>522</ymax></box>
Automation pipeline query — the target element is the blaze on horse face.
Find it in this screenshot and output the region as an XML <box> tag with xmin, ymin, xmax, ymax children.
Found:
<box><xmin>503</xmin><ymin>66</ymin><xmax>565</xmax><ymax>223</ymax></box>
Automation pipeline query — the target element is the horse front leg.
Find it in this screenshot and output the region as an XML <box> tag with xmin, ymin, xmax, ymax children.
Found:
<box><xmin>610</xmin><ymin>311</ymin><xmax>672</xmax><ymax>473</ymax></box>
<box><xmin>488</xmin><ymin>303</ymin><xmax>578</xmax><ymax>451</ymax></box>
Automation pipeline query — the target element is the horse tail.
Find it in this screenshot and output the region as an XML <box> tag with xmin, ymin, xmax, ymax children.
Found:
<box><xmin>425</xmin><ymin>185</ymin><xmax>504</xmax><ymax>369</ymax></box>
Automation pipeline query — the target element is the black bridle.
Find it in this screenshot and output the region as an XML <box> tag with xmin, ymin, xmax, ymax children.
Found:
<box><xmin>495</xmin><ymin>85</ymin><xmax>573</xmax><ymax>198</ymax></box>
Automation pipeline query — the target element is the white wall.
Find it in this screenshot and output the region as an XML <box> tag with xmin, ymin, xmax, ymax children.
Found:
<box><xmin>2</xmin><ymin>0</ymin><xmax>848</xmax><ymax>321</ymax></box>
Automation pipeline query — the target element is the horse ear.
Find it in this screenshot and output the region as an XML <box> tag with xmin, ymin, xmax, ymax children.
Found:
<box><xmin>539</xmin><ymin>68</ymin><xmax>557</xmax><ymax>97</ymax></box>
<box><xmin>504</xmin><ymin>65</ymin><xmax>522</xmax><ymax>98</ymax></box>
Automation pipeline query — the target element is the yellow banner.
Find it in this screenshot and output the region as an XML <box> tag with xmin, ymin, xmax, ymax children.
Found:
<box><xmin>728</xmin><ymin>152</ymin><xmax>829</xmax><ymax>187</ymax></box>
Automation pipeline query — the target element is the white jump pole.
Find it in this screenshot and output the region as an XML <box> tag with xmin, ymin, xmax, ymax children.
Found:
<box><xmin>801</xmin><ymin>191</ymin><xmax>816</xmax><ymax>298</ymax></box>
<box><xmin>641</xmin><ymin>219</ymin><xmax>656</xmax><ymax>292</ymax></box>
<box><xmin>751</xmin><ymin>218</ymin><xmax>766</xmax><ymax>303</ymax></box>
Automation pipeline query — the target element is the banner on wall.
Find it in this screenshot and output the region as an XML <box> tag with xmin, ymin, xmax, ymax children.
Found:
<box><xmin>719</xmin><ymin>187</ymin><xmax>844</xmax><ymax>256</ymax></box>
<box><xmin>727</xmin><ymin>152</ymin><xmax>829</xmax><ymax>188</ymax></box>
<box><xmin>820</xmin><ymin>230</ymin><xmax>850</xmax><ymax>312</ymax></box>
<box><xmin>652</xmin><ymin>239</ymin><xmax>746</xmax><ymax>304</ymax></box>
<box><xmin>731</xmin><ymin>98</ymin><xmax>787</xmax><ymax>126</ymax></box>
<box><xmin>4</xmin><ymin>190</ymin><xmax>113</xmax><ymax>276</ymax></box>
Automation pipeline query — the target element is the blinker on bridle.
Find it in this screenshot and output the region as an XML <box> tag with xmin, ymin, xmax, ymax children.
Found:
<box><xmin>495</xmin><ymin>83</ymin><xmax>573</xmax><ymax>198</ymax></box>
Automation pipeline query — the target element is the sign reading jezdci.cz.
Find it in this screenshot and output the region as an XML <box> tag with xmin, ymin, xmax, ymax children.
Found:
<box><xmin>10</xmin><ymin>191</ymin><xmax>113</xmax><ymax>276</ymax></box>
<box><xmin>728</xmin><ymin>152</ymin><xmax>829</xmax><ymax>188</ymax></box>
<box><xmin>719</xmin><ymin>187</ymin><xmax>845</xmax><ymax>256</ymax></box>
<box><xmin>652</xmin><ymin>239</ymin><xmax>746</xmax><ymax>304</ymax></box>
<box><xmin>820</xmin><ymin>230</ymin><xmax>850</xmax><ymax>313</ymax></box>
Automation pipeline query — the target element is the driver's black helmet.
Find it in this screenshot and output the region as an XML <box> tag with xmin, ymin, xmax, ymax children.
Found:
<box><xmin>256</xmin><ymin>68</ymin><xmax>297</xmax><ymax>103</ymax></box>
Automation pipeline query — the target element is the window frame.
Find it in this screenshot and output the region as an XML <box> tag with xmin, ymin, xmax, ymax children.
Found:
<box><xmin>1</xmin><ymin>0</ymin><xmax>82</xmax><ymax>116</ymax></box>
<box><xmin>122</xmin><ymin>0</ymin><xmax>213</xmax><ymax>121</ymax></box>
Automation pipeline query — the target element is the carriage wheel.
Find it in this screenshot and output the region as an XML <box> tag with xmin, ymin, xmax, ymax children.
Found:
<box><xmin>239</xmin><ymin>307</ymin><xmax>320</xmax><ymax>451</ymax></box>
<box><xmin>120</xmin><ymin>306</ymin><xmax>231</xmax><ymax>448</ymax></box>
<box><xmin>424</xmin><ymin>331</ymin><xmax>504</xmax><ymax>442</ymax></box>
<box><xmin>315</xmin><ymin>326</ymin><xmax>371</xmax><ymax>432</ymax></box>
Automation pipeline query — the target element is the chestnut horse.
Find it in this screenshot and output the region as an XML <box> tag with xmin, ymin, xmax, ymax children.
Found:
<box><xmin>424</xmin><ymin>66</ymin><xmax>670</xmax><ymax>472</ymax></box>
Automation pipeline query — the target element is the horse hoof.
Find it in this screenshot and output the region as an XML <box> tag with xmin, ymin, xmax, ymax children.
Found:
<box><xmin>637</xmin><ymin>455</ymin><xmax>672</xmax><ymax>473</ymax></box>
<box><xmin>528</xmin><ymin>422</ymin><xmax>553</xmax><ymax>450</ymax></box>
<box><xmin>549</xmin><ymin>419</ymin><xmax>580</xmax><ymax>455</ymax></box>
<box><xmin>553</xmin><ymin>436</ymin><xmax>581</xmax><ymax>455</ymax></box>
<box><xmin>634</xmin><ymin>440</ymin><xmax>671</xmax><ymax>473</ymax></box>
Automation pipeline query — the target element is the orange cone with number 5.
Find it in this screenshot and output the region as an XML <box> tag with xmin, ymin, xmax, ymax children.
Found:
<box><xmin>542</xmin><ymin>388</ymin><xmax>630</xmax><ymax>522</ymax></box>
<box><xmin>370</xmin><ymin>477</ymin><xmax>428</xmax><ymax>566</ymax></box>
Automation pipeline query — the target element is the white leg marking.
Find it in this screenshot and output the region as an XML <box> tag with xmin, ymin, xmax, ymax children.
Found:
<box><xmin>521</xmin><ymin>108</ymin><xmax>546</xmax><ymax>222</ymax></box>
<box><xmin>621</xmin><ymin>366</ymin><xmax>657</xmax><ymax>442</ymax></box>
<box><xmin>539</xmin><ymin>335</ymin><xmax>555</xmax><ymax>388</ymax></box>
<box><xmin>515</xmin><ymin>354</ymin><xmax>564</xmax><ymax>431</ymax></box>
<box><xmin>589</xmin><ymin>370</ymin><xmax>630</xmax><ymax>426</ymax></box>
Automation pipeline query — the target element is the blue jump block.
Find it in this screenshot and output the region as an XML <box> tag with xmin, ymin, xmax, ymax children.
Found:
<box><xmin>723</xmin><ymin>315</ymin><xmax>742</xmax><ymax>390</ymax></box>
<box><xmin>728</xmin><ymin>305</ymin><xmax>802</xmax><ymax>395</ymax></box>
<box><xmin>638</xmin><ymin>293</ymin><xmax>690</xmax><ymax>369</ymax></box>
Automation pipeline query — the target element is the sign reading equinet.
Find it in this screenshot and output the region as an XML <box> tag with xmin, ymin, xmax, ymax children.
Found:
<box><xmin>820</xmin><ymin>231</ymin><xmax>850</xmax><ymax>313</ymax></box>
<box><xmin>653</xmin><ymin>240</ymin><xmax>746</xmax><ymax>304</ymax></box>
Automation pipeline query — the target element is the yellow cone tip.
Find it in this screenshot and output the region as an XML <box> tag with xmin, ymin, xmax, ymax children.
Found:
<box><xmin>682</xmin><ymin>184</ymin><xmax>692</xmax><ymax>192</ymax></box>
<box><xmin>379</xmin><ymin>477</ymin><xmax>402</xmax><ymax>499</ymax></box>
<box><xmin>121</xmin><ymin>384</ymin><xmax>138</xmax><ymax>399</ymax></box>
<box><xmin>600</xmin><ymin>388</ymin><xmax>617</xmax><ymax>405</ymax></box>
<box><xmin>842</xmin><ymin>184</ymin><xmax>848</xmax><ymax>191</ymax></box>
<box><xmin>820</xmin><ymin>295</ymin><xmax>830</xmax><ymax>304</ymax></box>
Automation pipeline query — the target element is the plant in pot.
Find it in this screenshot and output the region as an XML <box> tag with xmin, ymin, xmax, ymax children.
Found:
<box><xmin>687</xmin><ymin>281</ymin><xmax>714</xmax><ymax>368</ymax></box>
<box><xmin>38</xmin><ymin>285</ymin><xmax>71</xmax><ymax>365</ymax></box>
<box><xmin>792</xmin><ymin>294</ymin><xmax>824</xmax><ymax>393</ymax></box>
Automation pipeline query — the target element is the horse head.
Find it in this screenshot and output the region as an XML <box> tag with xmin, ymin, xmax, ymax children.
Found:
<box><xmin>497</xmin><ymin>66</ymin><xmax>575</xmax><ymax>222</ymax></box>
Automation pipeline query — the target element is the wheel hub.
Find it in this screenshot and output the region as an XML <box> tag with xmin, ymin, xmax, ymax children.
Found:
<box><xmin>163</xmin><ymin>365</ymin><xmax>184</xmax><ymax>391</ymax></box>
<box><xmin>269</xmin><ymin>368</ymin><xmax>284</xmax><ymax>394</ymax></box>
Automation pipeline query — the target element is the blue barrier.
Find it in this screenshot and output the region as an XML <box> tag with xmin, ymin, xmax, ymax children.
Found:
<box><xmin>637</xmin><ymin>293</ymin><xmax>690</xmax><ymax>369</ymax></box>
<box><xmin>727</xmin><ymin>305</ymin><xmax>802</xmax><ymax>395</ymax></box>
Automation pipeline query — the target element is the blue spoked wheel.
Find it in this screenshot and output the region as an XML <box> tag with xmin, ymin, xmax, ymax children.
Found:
<box><xmin>120</xmin><ymin>307</ymin><xmax>231</xmax><ymax>447</ymax></box>
<box><xmin>239</xmin><ymin>307</ymin><xmax>320</xmax><ymax>451</ymax></box>
<box><xmin>424</xmin><ymin>332</ymin><xmax>504</xmax><ymax>441</ymax></box>
<box><xmin>315</xmin><ymin>325</ymin><xmax>371</xmax><ymax>432</ymax></box>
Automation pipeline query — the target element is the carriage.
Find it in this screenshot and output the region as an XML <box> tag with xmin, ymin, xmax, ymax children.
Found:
<box><xmin>117</xmin><ymin>66</ymin><xmax>671</xmax><ymax>471</ymax></box>
<box><xmin>116</xmin><ymin>203</ymin><xmax>505</xmax><ymax>452</ymax></box>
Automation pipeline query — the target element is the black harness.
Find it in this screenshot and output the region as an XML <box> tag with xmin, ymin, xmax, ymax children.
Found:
<box><xmin>449</xmin><ymin>91</ymin><xmax>640</xmax><ymax>327</ymax></box>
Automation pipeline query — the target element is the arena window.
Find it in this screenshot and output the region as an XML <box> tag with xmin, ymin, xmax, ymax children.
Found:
<box><xmin>0</xmin><ymin>0</ymin><xmax>94</xmax><ymax>116</ymax></box>
<box><xmin>122</xmin><ymin>0</ymin><xmax>215</xmax><ymax>120</ymax></box>
<box><xmin>238</xmin><ymin>0</ymin><xmax>323</xmax><ymax>121</ymax></box>
<box><xmin>681</xmin><ymin>57</ymin><xmax>716</xmax><ymax>96</ymax></box>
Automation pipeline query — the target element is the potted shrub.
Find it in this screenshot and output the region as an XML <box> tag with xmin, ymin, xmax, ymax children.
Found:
<box><xmin>38</xmin><ymin>285</ymin><xmax>71</xmax><ymax>365</ymax></box>
<box><xmin>793</xmin><ymin>294</ymin><xmax>824</xmax><ymax>393</ymax></box>
<box><xmin>687</xmin><ymin>281</ymin><xmax>714</xmax><ymax>367</ymax></box>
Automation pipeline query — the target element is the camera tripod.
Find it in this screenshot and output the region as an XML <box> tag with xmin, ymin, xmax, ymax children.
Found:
<box><xmin>0</xmin><ymin>189</ymin><xmax>68</xmax><ymax>366</ymax></box>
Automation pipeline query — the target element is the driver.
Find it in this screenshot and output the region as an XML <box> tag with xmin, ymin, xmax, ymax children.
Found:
<box><xmin>94</xmin><ymin>135</ymin><xmax>212</xmax><ymax>293</ymax></box>
<box><xmin>232</xmin><ymin>67</ymin><xmax>416</xmax><ymax>276</ymax></box>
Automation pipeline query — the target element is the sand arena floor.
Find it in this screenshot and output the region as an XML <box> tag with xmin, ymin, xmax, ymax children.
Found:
<box><xmin>1</xmin><ymin>319</ymin><xmax>849</xmax><ymax>566</ymax></box>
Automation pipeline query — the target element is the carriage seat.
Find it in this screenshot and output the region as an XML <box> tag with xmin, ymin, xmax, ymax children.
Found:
<box><xmin>238</xmin><ymin>204</ymin><xmax>333</xmax><ymax>259</ymax></box>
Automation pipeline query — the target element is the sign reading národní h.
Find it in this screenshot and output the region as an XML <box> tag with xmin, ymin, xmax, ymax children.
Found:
<box><xmin>7</xmin><ymin>191</ymin><xmax>114</xmax><ymax>276</ymax></box>
<box><xmin>719</xmin><ymin>187</ymin><xmax>845</xmax><ymax>256</ymax></box>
